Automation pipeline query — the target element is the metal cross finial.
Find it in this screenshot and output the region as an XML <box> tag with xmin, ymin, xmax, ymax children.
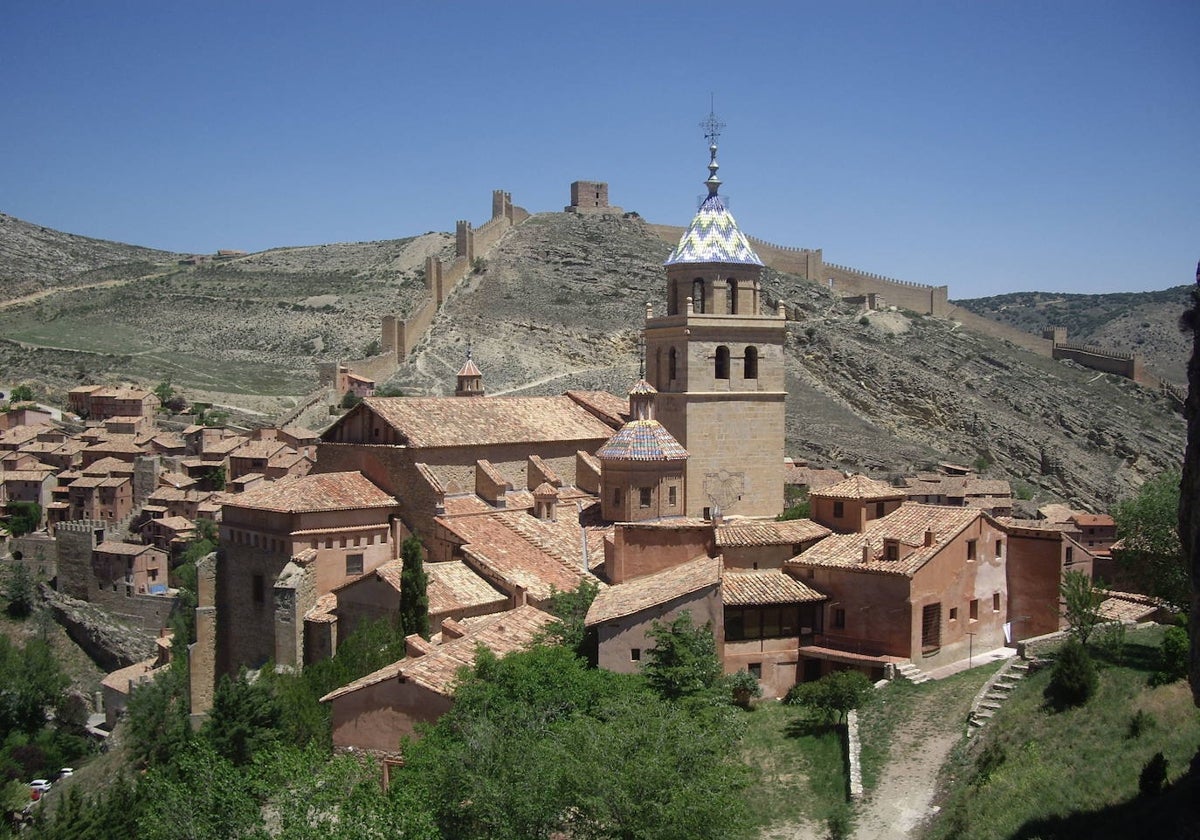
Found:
<box><xmin>700</xmin><ymin>97</ymin><xmax>725</xmax><ymax>146</ymax></box>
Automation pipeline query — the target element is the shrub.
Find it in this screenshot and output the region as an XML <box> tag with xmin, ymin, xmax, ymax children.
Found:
<box><xmin>1043</xmin><ymin>638</ymin><xmax>1098</xmax><ymax>711</ymax></box>
<box><xmin>786</xmin><ymin>670</ymin><xmax>873</xmax><ymax>723</ymax></box>
<box><xmin>727</xmin><ymin>669</ymin><xmax>763</xmax><ymax>709</ymax></box>
<box><xmin>1126</xmin><ymin>709</ymin><xmax>1155</xmax><ymax>739</ymax></box>
<box><xmin>1149</xmin><ymin>625</ymin><xmax>1189</xmax><ymax>686</ymax></box>
<box><xmin>1138</xmin><ymin>752</ymin><xmax>1168</xmax><ymax>796</ymax></box>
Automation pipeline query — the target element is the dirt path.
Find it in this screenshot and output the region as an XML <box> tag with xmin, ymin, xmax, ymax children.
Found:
<box><xmin>850</xmin><ymin>686</ymin><xmax>975</xmax><ymax>840</ymax></box>
<box><xmin>0</xmin><ymin>268</ymin><xmax>174</xmax><ymax>311</ymax></box>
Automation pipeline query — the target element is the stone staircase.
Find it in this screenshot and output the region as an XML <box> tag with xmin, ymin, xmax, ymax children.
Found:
<box><xmin>967</xmin><ymin>659</ymin><xmax>1030</xmax><ymax>736</ymax></box>
<box><xmin>895</xmin><ymin>661</ymin><xmax>931</xmax><ymax>685</ymax></box>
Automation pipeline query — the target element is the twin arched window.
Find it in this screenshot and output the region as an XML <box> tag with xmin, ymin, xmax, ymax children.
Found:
<box><xmin>714</xmin><ymin>345</ymin><xmax>759</xmax><ymax>380</ymax></box>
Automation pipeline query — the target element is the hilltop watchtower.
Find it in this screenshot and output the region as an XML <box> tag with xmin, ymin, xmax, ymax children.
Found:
<box><xmin>566</xmin><ymin>181</ymin><xmax>622</xmax><ymax>214</ymax></box>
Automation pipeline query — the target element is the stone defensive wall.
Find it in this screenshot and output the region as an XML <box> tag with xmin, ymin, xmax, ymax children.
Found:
<box><xmin>1051</xmin><ymin>341</ymin><xmax>1143</xmax><ymax>381</ymax></box>
<box><xmin>381</xmin><ymin>190</ymin><xmax>530</xmax><ymax>362</ymax></box>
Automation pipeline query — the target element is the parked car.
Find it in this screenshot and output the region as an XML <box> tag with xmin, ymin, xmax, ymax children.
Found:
<box><xmin>58</xmin><ymin>768</ymin><xmax>74</xmax><ymax>779</ymax></box>
<box><xmin>29</xmin><ymin>780</ymin><xmax>51</xmax><ymax>800</ymax></box>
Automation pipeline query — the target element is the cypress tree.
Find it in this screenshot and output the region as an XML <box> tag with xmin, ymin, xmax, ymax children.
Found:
<box><xmin>399</xmin><ymin>535</ymin><xmax>430</xmax><ymax>640</ymax></box>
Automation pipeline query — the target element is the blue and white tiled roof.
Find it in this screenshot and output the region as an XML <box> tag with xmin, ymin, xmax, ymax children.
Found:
<box><xmin>665</xmin><ymin>195</ymin><xmax>764</xmax><ymax>266</ymax></box>
<box><xmin>596</xmin><ymin>420</ymin><xmax>689</xmax><ymax>462</ymax></box>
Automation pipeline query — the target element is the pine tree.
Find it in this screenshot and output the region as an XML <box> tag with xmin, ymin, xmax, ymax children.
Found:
<box><xmin>399</xmin><ymin>535</ymin><xmax>429</xmax><ymax>640</ymax></box>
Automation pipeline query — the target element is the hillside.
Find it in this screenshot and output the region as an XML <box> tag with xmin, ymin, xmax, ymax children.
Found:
<box><xmin>0</xmin><ymin>208</ymin><xmax>1186</xmax><ymax>509</ymax></box>
<box><xmin>0</xmin><ymin>213</ymin><xmax>452</xmax><ymax>396</ymax></box>
<box><xmin>387</xmin><ymin>211</ymin><xmax>1184</xmax><ymax>510</ymax></box>
<box><xmin>954</xmin><ymin>287</ymin><xmax>1191</xmax><ymax>386</ymax></box>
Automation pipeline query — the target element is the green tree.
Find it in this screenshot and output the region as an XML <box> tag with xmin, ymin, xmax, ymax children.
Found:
<box><xmin>1044</xmin><ymin>637</ymin><xmax>1098</xmax><ymax>711</ymax></box>
<box><xmin>542</xmin><ymin>579</ymin><xmax>599</xmax><ymax>660</ymax></box>
<box><xmin>340</xmin><ymin>392</ymin><xmax>363</xmax><ymax>410</ymax></box>
<box><xmin>1150</xmin><ymin>625</ymin><xmax>1190</xmax><ymax>686</ymax></box>
<box><xmin>152</xmin><ymin>380</ymin><xmax>186</xmax><ymax>412</ymax></box>
<box><xmin>641</xmin><ymin>610</ymin><xmax>723</xmax><ymax>702</ymax></box>
<box><xmin>1114</xmin><ymin>471</ymin><xmax>1189</xmax><ymax>612</ymax></box>
<box><xmin>399</xmin><ymin>536</ymin><xmax>429</xmax><ymax>640</ymax></box>
<box><xmin>124</xmin><ymin>663</ymin><xmax>193</xmax><ymax>769</ymax></box>
<box><xmin>785</xmin><ymin>669</ymin><xmax>874</xmax><ymax>724</ymax></box>
<box><xmin>0</xmin><ymin>636</ymin><xmax>68</xmax><ymax>737</ymax></box>
<box><xmin>6</xmin><ymin>501</ymin><xmax>42</xmax><ymax>536</ymax></box>
<box><xmin>136</xmin><ymin>742</ymin><xmax>264</xmax><ymax>840</ymax></box>
<box><xmin>1060</xmin><ymin>569</ymin><xmax>1106</xmax><ymax>645</ymax></box>
<box><xmin>9</xmin><ymin>385</ymin><xmax>33</xmax><ymax>403</ymax></box>
<box><xmin>200</xmin><ymin>672</ymin><xmax>281</xmax><ymax>766</ymax></box>
<box><xmin>3</xmin><ymin>561</ymin><xmax>36</xmax><ymax>618</ymax></box>
<box><xmin>201</xmin><ymin>466</ymin><xmax>226</xmax><ymax>491</ymax></box>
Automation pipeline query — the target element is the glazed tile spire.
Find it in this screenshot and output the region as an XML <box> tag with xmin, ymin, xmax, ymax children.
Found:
<box><xmin>665</xmin><ymin>106</ymin><xmax>764</xmax><ymax>267</ymax></box>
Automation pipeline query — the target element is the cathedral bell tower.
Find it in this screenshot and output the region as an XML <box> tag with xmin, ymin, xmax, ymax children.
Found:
<box><xmin>643</xmin><ymin>110</ymin><xmax>787</xmax><ymax>518</ymax></box>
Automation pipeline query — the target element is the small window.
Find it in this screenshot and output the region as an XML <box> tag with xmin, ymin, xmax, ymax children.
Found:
<box><xmin>726</xmin><ymin>279</ymin><xmax>737</xmax><ymax>315</ymax></box>
<box><xmin>703</xmin><ymin>506</ymin><xmax>712</xmax><ymax>520</ymax></box>
<box><xmin>921</xmin><ymin>603</ymin><xmax>941</xmax><ymax>653</ymax></box>
<box><xmin>639</xmin><ymin>487</ymin><xmax>652</xmax><ymax>508</ymax></box>
<box><xmin>874</xmin><ymin>501</ymin><xmax>885</xmax><ymax>518</ymax></box>
<box><xmin>992</xmin><ymin>592</ymin><xmax>1001</xmax><ymax>612</ymax></box>
<box><xmin>715</xmin><ymin>346</ymin><xmax>730</xmax><ymax>380</ymax></box>
<box><xmin>1065</xmin><ymin>546</ymin><xmax>1074</xmax><ymax>563</ymax></box>
<box><xmin>346</xmin><ymin>554</ymin><xmax>364</xmax><ymax>576</ymax></box>
<box><xmin>252</xmin><ymin>574</ymin><xmax>264</xmax><ymax>604</ymax></box>
<box><xmin>949</xmin><ymin>607</ymin><xmax>958</xmax><ymax>622</ymax></box>
<box><xmin>668</xmin><ymin>485</ymin><xmax>678</xmax><ymax>507</ymax></box>
<box><xmin>668</xmin><ymin>347</ymin><xmax>678</xmax><ymax>381</ymax></box>
<box><xmin>612</xmin><ymin>487</ymin><xmax>622</xmax><ymax>505</ymax></box>
<box><xmin>833</xmin><ymin>501</ymin><xmax>845</xmax><ymax>518</ymax></box>
<box><xmin>692</xmin><ymin>278</ymin><xmax>705</xmax><ymax>313</ymax></box>
<box><xmin>743</xmin><ymin>346</ymin><xmax>758</xmax><ymax>379</ymax></box>
<box><xmin>748</xmin><ymin>662</ymin><xmax>762</xmax><ymax>679</ymax></box>
<box><xmin>630</xmin><ymin>648</ymin><xmax>641</xmax><ymax>662</ymax></box>
<box><xmin>995</xmin><ymin>539</ymin><xmax>1004</xmax><ymax>559</ymax></box>
<box><xmin>967</xmin><ymin>539</ymin><xmax>977</xmax><ymax>561</ymax></box>
<box><xmin>969</xmin><ymin>599</ymin><xmax>979</xmax><ymax>621</ymax></box>
<box><xmin>884</xmin><ymin>541</ymin><xmax>899</xmax><ymax>562</ymax></box>
<box><xmin>833</xmin><ymin>607</ymin><xmax>846</xmax><ymax>629</ymax></box>
<box><xmin>325</xmin><ymin>537</ymin><xmax>333</xmax><ymax>549</ymax></box>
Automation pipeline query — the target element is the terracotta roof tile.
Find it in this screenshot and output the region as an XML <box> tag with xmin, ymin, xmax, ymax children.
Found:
<box><xmin>715</xmin><ymin>518</ymin><xmax>830</xmax><ymax>547</ymax></box>
<box><xmin>427</xmin><ymin>561</ymin><xmax>509</xmax><ymax>615</ymax></box>
<box><xmin>346</xmin><ymin>396</ymin><xmax>619</xmax><ymax>449</ymax></box>
<box><xmin>95</xmin><ymin>541</ymin><xmax>158</xmax><ymax>556</ymax></box>
<box><xmin>320</xmin><ymin>604</ymin><xmax>553</xmax><ymax>701</ymax></box>
<box><xmin>811</xmin><ymin>474</ymin><xmax>905</xmax><ymax>500</ymax></box>
<box><xmin>223</xmin><ymin>472</ymin><xmax>397</xmax><ymax>514</ymax></box>
<box><xmin>596</xmin><ymin>420</ymin><xmax>688</xmax><ymax>462</ymax></box>
<box><xmin>1071</xmin><ymin>513</ymin><xmax>1115</xmax><ymax>527</ymax></box>
<box><xmin>722</xmin><ymin>569</ymin><xmax>826</xmax><ymax>605</ymax></box>
<box><xmin>787</xmin><ymin>503</ymin><xmax>981</xmax><ymax>577</ymax></box>
<box><xmin>586</xmin><ymin>556</ymin><xmax>720</xmax><ymax>625</ymax></box>
<box><xmin>564</xmin><ymin>390</ymin><xmax>631</xmax><ymax>428</ymax></box>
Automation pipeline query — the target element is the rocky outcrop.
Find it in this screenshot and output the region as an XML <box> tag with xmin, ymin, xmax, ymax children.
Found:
<box><xmin>41</xmin><ymin>584</ymin><xmax>158</xmax><ymax>672</ymax></box>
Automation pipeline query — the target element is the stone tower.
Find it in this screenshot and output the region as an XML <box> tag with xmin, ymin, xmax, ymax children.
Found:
<box><xmin>643</xmin><ymin>112</ymin><xmax>787</xmax><ymax>518</ymax></box>
<box><xmin>455</xmin><ymin>349</ymin><xmax>484</xmax><ymax>397</ymax></box>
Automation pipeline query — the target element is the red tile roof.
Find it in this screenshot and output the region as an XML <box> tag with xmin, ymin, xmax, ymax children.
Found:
<box><xmin>787</xmin><ymin>503</ymin><xmax>982</xmax><ymax>577</ymax></box>
<box><xmin>223</xmin><ymin>472</ymin><xmax>396</xmax><ymax>514</ymax></box>
<box><xmin>585</xmin><ymin>556</ymin><xmax>720</xmax><ymax>625</ymax></box>
<box><xmin>810</xmin><ymin>474</ymin><xmax>904</xmax><ymax>500</ymax></box>
<box><xmin>715</xmin><ymin>518</ymin><xmax>831</xmax><ymax>547</ymax></box>
<box><xmin>347</xmin><ymin>396</ymin><xmax>619</xmax><ymax>449</ymax></box>
<box><xmin>722</xmin><ymin>569</ymin><xmax>826</xmax><ymax>606</ymax></box>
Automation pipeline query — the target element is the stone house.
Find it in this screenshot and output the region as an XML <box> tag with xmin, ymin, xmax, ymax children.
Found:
<box><xmin>92</xmin><ymin>540</ymin><xmax>169</xmax><ymax>596</ymax></box>
<box><xmin>998</xmin><ymin>517</ymin><xmax>1094</xmax><ymax>640</ymax></box>
<box><xmin>68</xmin><ymin>385</ymin><xmax>159</xmax><ymax>421</ymax></box>
<box><xmin>785</xmin><ymin>503</ymin><xmax>1009</xmax><ymax>676</ymax></box>
<box><xmin>809</xmin><ymin>475</ymin><xmax>906</xmax><ymax>534</ymax></box>
<box><xmin>213</xmin><ymin>471</ymin><xmax>400</xmax><ymax>677</ymax></box>
<box><xmin>321</xmin><ymin>604</ymin><xmax>553</xmax><ymax>757</ymax></box>
<box><xmin>67</xmin><ymin>474</ymin><xmax>133</xmax><ymax>523</ymax></box>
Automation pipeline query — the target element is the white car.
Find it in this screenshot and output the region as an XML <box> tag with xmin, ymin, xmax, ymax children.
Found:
<box><xmin>29</xmin><ymin>780</ymin><xmax>51</xmax><ymax>799</ymax></box>
<box><xmin>58</xmin><ymin>768</ymin><xmax>74</xmax><ymax>779</ymax></box>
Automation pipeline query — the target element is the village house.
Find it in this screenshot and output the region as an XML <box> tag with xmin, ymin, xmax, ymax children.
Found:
<box><xmin>92</xmin><ymin>540</ymin><xmax>169</xmax><ymax>596</ymax></box>
<box><xmin>68</xmin><ymin>385</ymin><xmax>159</xmax><ymax>421</ymax></box>
<box><xmin>809</xmin><ymin>474</ymin><xmax>906</xmax><ymax>534</ymax></box>
<box><xmin>996</xmin><ymin>517</ymin><xmax>1094</xmax><ymax>640</ymax></box>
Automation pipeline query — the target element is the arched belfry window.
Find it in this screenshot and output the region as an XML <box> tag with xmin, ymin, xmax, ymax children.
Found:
<box><xmin>715</xmin><ymin>346</ymin><xmax>730</xmax><ymax>380</ymax></box>
<box><xmin>668</xmin><ymin>347</ymin><xmax>678</xmax><ymax>382</ymax></box>
<box><xmin>744</xmin><ymin>346</ymin><xmax>759</xmax><ymax>379</ymax></box>
<box><xmin>692</xmin><ymin>279</ymin><xmax>705</xmax><ymax>313</ymax></box>
<box><xmin>727</xmin><ymin>279</ymin><xmax>738</xmax><ymax>314</ymax></box>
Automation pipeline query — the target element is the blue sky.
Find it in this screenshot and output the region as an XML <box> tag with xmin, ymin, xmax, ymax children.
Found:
<box><xmin>2</xmin><ymin>1</ymin><xmax>1196</xmax><ymax>299</ymax></box>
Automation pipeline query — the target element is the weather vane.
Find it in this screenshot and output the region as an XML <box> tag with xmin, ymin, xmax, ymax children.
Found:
<box><xmin>700</xmin><ymin>94</ymin><xmax>725</xmax><ymax>146</ymax></box>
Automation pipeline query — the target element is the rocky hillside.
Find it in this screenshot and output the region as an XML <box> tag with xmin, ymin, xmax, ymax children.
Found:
<box><xmin>0</xmin><ymin>214</ymin><xmax>452</xmax><ymax>396</ymax></box>
<box><xmin>0</xmin><ymin>212</ymin><xmax>181</xmax><ymax>300</ymax></box>
<box><xmin>0</xmin><ymin>208</ymin><xmax>1186</xmax><ymax>510</ymax></box>
<box><xmin>388</xmin><ymin>212</ymin><xmax>1184</xmax><ymax>511</ymax></box>
<box><xmin>954</xmin><ymin>287</ymin><xmax>1191</xmax><ymax>385</ymax></box>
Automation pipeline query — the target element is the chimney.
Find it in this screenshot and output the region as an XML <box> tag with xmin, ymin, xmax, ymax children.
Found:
<box><xmin>924</xmin><ymin>529</ymin><xmax>935</xmax><ymax>547</ymax></box>
<box><xmin>861</xmin><ymin>542</ymin><xmax>871</xmax><ymax>564</ymax></box>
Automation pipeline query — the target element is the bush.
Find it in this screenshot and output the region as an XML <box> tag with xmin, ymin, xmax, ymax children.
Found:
<box><xmin>1043</xmin><ymin>638</ymin><xmax>1098</xmax><ymax>711</ymax></box>
<box><xmin>786</xmin><ymin>670</ymin><xmax>873</xmax><ymax>723</ymax></box>
<box><xmin>1126</xmin><ymin>709</ymin><xmax>1155</xmax><ymax>739</ymax></box>
<box><xmin>1138</xmin><ymin>751</ymin><xmax>1168</xmax><ymax>796</ymax></box>
<box><xmin>1149</xmin><ymin>625</ymin><xmax>1189</xmax><ymax>686</ymax></box>
<box><xmin>727</xmin><ymin>669</ymin><xmax>763</xmax><ymax>709</ymax></box>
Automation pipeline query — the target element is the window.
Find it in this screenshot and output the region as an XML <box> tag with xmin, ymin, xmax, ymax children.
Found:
<box><xmin>833</xmin><ymin>607</ymin><xmax>846</xmax><ymax>630</ymax></box>
<box><xmin>748</xmin><ymin>662</ymin><xmax>762</xmax><ymax>679</ymax></box>
<box><xmin>1065</xmin><ymin>546</ymin><xmax>1074</xmax><ymax>563</ymax></box>
<box><xmin>715</xmin><ymin>346</ymin><xmax>730</xmax><ymax>380</ymax></box>
<box><xmin>668</xmin><ymin>485</ymin><xmax>677</xmax><ymax>507</ymax></box>
<box><xmin>744</xmin><ymin>346</ymin><xmax>758</xmax><ymax>379</ymax></box>
<box><xmin>833</xmin><ymin>501</ymin><xmax>845</xmax><ymax>518</ymax></box>
<box><xmin>995</xmin><ymin>539</ymin><xmax>1004</xmax><ymax>559</ymax></box>
<box><xmin>875</xmin><ymin>502</ymin><xmax>885</xmax><ymax>518</ymax></box>
<box><xmin>639</xmin><ymin>487</ymin><xmax>652</xmax><ymax>508</ymax></box>
<box><xmin>921</xmin><ymin>603</ymin><xmax>941</xmax><ymax>654</ymax></box>
<box><xmin>967</xmin><ymin>539</ymin><xmax>977</xmax><ymax>561</ymax></box>
<box><xmin>969</xmin><ymin>599</ymin><xmax>979</xmax><ymax>621</ymax></box>
<box><xmin>725</xmin><ymin>605</ymin><xmax>815</xmax><ymax>641</ymax></box>
<box><xmin>612</xmin><ymin>487</ymin><xmax>622</xmax><ymax>506</ymax></box>
<box><xmin>630</xmin><ymin>648</ymin><xmax>641</xmax><ymax>662</ymax></box>
<box><xmin>692</xmin><ymin>278</ymin><xmax>705</xmax><ymax>313</ymax></box>
<box><xmin>325</xmin><ymin>537</ymin><xmax>333</xmax><ymax>549</ymax></box>
<box><xmin>949</xmin><ymin>607</ymin><xmax>958</xmax><ymax>622</ymax></box>
<box><xmin>993</xmin><ymin>592</ymin><xmax>1001</xmax><ymax>612</ymax></box>
<box><xmin>727</xmin><ymin>279</ymin><xmax>737</xmax><ymax>314</ymax></box>
<box><xmin>346</xmin><ymin>553</ymin><xmax>364</xmax><ymax>576</ymax></box>
<box><xmin>252</xmin><ymin>574</ymin><xmax>264</xmax><ymax>604</ymax></box>
<box><xmin>668</xmin><ymin>347</ymin><xmax>677</xmax><ymax>381</ymax></box>
<box><xmin>884</xmin><ymin>540</ymin><xmax>899</xmax><ymax>562</ymax></box>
